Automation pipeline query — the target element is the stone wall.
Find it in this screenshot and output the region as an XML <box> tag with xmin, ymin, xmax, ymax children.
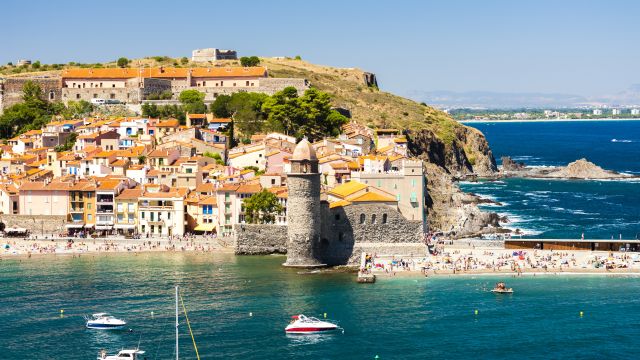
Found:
<box><xmin>0</xmin><ymin>214</ymin><xmax>67</xmax><ymax>235</ymax></box>
<box><xmin>1</xmin><ymin>77</ymin><xmax>62</xmax><ymax>112</ymax></box>
<box><xmin>258</xmin><ymin>78</ymin><xmax>310</xmax><ymax>95</ymax></box>
<box><xmin>233</xmin><ymin>224</ymin><xmax>288</xmax><ymax>255</ymax></box>
<box><xmin>318</xmin><ymin>202</ymin><xmax>424</xmax><ymax>265</ymax></box>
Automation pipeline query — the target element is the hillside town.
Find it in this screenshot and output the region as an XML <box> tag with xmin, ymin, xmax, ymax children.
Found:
<box><xmin>0</xmin><ymin>64</ymin><xmax>425</xmax><ymax>240</ymax></box>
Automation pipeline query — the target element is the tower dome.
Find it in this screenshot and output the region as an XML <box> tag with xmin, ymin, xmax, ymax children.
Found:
<box><xmin>292</xmin><ymin>138</ymin><xmax>317</xmax><ymax>161</ymax></box>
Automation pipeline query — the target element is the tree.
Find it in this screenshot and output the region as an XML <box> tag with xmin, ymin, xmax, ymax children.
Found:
<box><xmin>210</xmin><ymin>95</ymin><xmax>232</xmax><ymax>118</ymax></box>
<box><xmin>179</xmin><ymin>90</ymin><xmax>205</xmax><ymax>104</ymax></box>
<box><xmin>137</xmin><ymin>155</ymin><xmax>146</xmax><ymax>165</ymax></box>
<box><xmin>180</xmin><ymin>57</ymin><xmax>189</xmax><ymax>65</ymax></box>
<box><xmin>141</xmin><ymin>103</ymin><xmax>160</xmax><ymax>118</ymax></box>
<box><xmin>117</xmin><ymin>57</ymin><xmax>129</xmax><ymax>68</ymax></box>
<box><xmin>32</xmin><ymin>61</ymin><xmax>41</xmax><ymax>69</ymax></box>
<box><xmin>242</xmin><ymin>190</ymin><xmax>283</xmax><ymax>224</ymax></box>
<box><xmin>203</xmin><ymin>151</ymin><xmax>224</xmax><ymax>165</ymax></box>
<box><xmin>240</xmin><ymin>56</ymin><xmax>260</xmax><ymax>67</ymax></box>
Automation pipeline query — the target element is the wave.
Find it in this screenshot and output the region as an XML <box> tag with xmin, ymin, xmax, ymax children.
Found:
<box><xmin>611</xmin><ymin>139</ymin><xmax>634</xmax><ymax>143</ymax></box>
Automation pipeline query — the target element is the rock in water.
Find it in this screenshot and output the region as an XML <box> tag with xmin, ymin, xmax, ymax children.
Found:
<box><xmin>547</xmin><ymin>158</ymin><xmax>629</xmax><ymax>179</ymax></box>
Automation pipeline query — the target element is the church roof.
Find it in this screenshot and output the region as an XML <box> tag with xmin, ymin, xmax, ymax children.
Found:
<box><xmin>291</xmin><ymin>138</ymin><xmax>317</xmax><ymax>161</ymax></box>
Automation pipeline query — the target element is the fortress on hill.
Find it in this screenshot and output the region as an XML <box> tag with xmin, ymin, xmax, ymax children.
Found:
<box><xmin>235</xmin><ymin>139</ymin><xmax>426</xmax><ymax>266</ymax></box>
<box><xmin>0</xmin><ymin>66</ymin><xmax>308</xmax><ymax>112</ymax></box>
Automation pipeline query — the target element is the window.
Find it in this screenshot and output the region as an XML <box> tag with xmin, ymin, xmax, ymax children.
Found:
<box><xmin>359</xmin><ymin>214</ymin><xmax>365</xmax><ymax>224</ymax></box>
<box><xmin>167</xmin><ymin>212</ymin><xmax>171</xmax><ymax>220</ymax></box>
<box><xmin>117</xmin><ymin>203</ymin><xmax>123</xmax><ymax>212</ymax></box>
<box><xmin>246</xmin><ymin>81</ymin><xmax>250</xmax><ymax>86</ymax></box>
<box><xmin>110</xmin><ymin>93</ymin><xmax>115</xmax><ymax>99</ymax></box>
<box><xmin>128</xmin><ymin>214</ymin><xmax>134</xmax><ymax>223</ymax></box>
<box><xmin>271</xmin><ymin>179</ymin><xmax>276</xmax><ymax>185</ymax></box>
<box><xmin>141</xmin><ymin>211</ymin><xmax>145</xmax><ymax>219</ymax></box>
<box><xmin>411</xmin><ymin>179</ymin><xmax>416</xmax><ymax>187</ymax></box>
<box><xmin>49</xmin><ymin>90</ymin><xmax>55</xmax><ymax>100</ymax></box>
<box><xmin>112</xmin><ymin>84</ymin><xmax>116</xmax><ymax>88</ymax></box>
<box><xmin>382</xmin><ymin>213</ymin><xmax>388</xmax><ymax>224</ymax></box>
<box><xmin>128</xmin><ymin>203</ymin><xmax>134</xmax><ymax>213</ymax></box>
<box><xmin>76</xmin><ymin>94</ymin><xmax>81</xmax><ymax>99</ymax></box>
<box><xmin>93</xmin><ymin>94</ymin><xmax>98</xmax><ymax>98</ymax></box>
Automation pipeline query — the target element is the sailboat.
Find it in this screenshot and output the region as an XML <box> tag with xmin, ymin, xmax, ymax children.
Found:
<box><xmin>98</xmin><ymin>286</ymin><xmax>200</xmax><ymax>360</ymax></box>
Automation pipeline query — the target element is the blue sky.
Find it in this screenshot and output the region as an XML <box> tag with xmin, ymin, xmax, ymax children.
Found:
<box><xmin>3</xmin><ymin>0</ymin><xmax>639</xmax><ymax>98</ymax></box>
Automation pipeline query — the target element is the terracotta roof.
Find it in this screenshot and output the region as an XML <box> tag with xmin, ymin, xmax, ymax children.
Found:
<box><xmin>329</xmin><ymin>199</ymin><xmax>352</xmax><ymax>209</ymax></box>
<box><xmin>195</xmin><ymin>183</ymin><xmax>216</xmax><ymax>194</ymax></box>
<box><xmin>327</xmin><ymin>181</ymin><xmax>368</xmax><ymax>198</ymax></box>
<box><xmin>209</xmin><ymin>118</ymin><xmax>231</xmax><ymax>123</ymax></box>
<box><xmin>237</xmin><ymin>184</ymin><xmax>262</xmax><ymax>194</ymax></box>
<box><xmin>199</xmin><ymin>196</ymin><xmax>217</xmax><ymax>206</ymax></box>
<box><xmin>62</xmin><ymin>67</ymin><xmax>267</xmax><ymax>79</ymax></box>
<box><xmin>116</xmin><ymin>188</ymin><xmax>143</xmax><ymax>200</ymax></box>
<box><xmin>187</xmin><ymin>114</ymin><xmax>207</xmax><ymax>119</ymax></box>
<box><xmin>97</xmin><ymin>180</ymin><xmax>121</xmax><ymax>191</ymax></box>
<box><xmin>154</xmin><ymin>119</ymin><xmax>180</xmax><ymax>128</ymax></box>
<box><xmin>347</xmin><ymin>191</ymin><xmax>396</xmax><ymax>203</ymax></box>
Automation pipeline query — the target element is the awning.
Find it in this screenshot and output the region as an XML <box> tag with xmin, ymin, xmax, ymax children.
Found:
<box><xmin>95</xmin><ymin>225</ymin><xmax>113</xmax><ymax>230</ymax></box>
<box><xmin>114</xmin><ymin>224</ymin><xmax>136</xmax><ymax>229</ymax></box>
<box><xmin>4</xmin><ymin>227</ymin><xmax>27</xmax><ymax>233</ymax></box>
<box><xmin>84</xmin><ymin>224</ymin><xmax>94</xmax><ymax>228</ymax></box>
<box><xmin>65</xmin><ymin>223</ymin><xmax>85</xmax><ymax>228</ymax></box>
<box><xmin>194</xmin><ymin>224</ymin><xmax>216</xmax><ymax>232</ymax></box>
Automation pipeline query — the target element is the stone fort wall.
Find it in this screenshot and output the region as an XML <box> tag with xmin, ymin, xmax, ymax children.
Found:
<box><xmin>233</xmin><ymin>224</ymin><xmax>288</xmax><ymax>255</ymax></box>
<box><xmin>0</xmin><ymin>215</ymin><xmax>67</xmax><ymax>236</ymax></box>
<box><xmin>1</xmin><ymin>77</ymin><xmax>62</xmax><ymax>112</ymax></box>
<box><xmin>319</xmin><ymin>202</ymin><xmax>424</xmax><ymax>265</ymax></box>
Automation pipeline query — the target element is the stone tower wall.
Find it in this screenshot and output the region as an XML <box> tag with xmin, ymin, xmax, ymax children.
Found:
<box><xmin>285</xmin><ymin>173</ymin><xmax>322</xmax><ymax>266</ymax></box>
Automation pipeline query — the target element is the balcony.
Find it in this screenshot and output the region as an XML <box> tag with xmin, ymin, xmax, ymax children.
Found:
<box><xmin>70</xmin><ymin>207</ymin><xmax>85</xmax><ymax>213</ymax></box>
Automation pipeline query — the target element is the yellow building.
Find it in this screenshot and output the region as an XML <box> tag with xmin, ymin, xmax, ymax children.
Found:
<box><xmin>114</xmin><ymin>188</ymin><xmax>142</xmax><ymax>235</ymax></box>
<box><xmin>67</xmin><ymin>180</ymin><xmax>97</xmax><ymax>234</ymax></box>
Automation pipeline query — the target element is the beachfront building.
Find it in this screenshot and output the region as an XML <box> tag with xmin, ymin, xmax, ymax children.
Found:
<box><xmin>18</xmin><ymin>180</ymin><xmax>71</xmax><ymax>216</ymax></box>
<box><xmin>612</xmin><ymin>109</ymin><xmax>622</xmax><ymax>115</ymax></box>
<box><xmin>95</xmin><ymin>179</ymin><xmax>129</xmax><ymax>234</ymax></box>
<box><xmin>593</xmin><ymin>109</ymin><xmax>603</xmax><ymax>116</ymax></box>
<box><xmin>137</xmin><ymin>186</ymin><xmax>187</xmax><ymax>236</ymax></box>
<box><xmin>0</xmin><ymin>183</ymin><xmax>19</xmax><ymax>215</ymax></box>
<box><xmin>67</xmin><ymin>180</ymin><xmax>97</xmax><ymax>234</ymax></box>
<box><xmin>115</xmin><ymin>188</ymin><xmax>142</xmax><ymax>235</ymax></box>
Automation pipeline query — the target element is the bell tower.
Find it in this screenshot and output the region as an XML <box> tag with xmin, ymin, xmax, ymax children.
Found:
<box><xmin>284</xmin><ymin>138</ymin><xmax>324</xmax><ymax>267</ymax></box>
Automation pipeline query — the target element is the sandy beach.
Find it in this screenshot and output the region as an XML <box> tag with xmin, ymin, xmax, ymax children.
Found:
<box><xmin>364</xmin><ymin>246</ymin><xmax>640</xmax><ymax>277</ymax></box>
<box><xmin>0</xmin><ymin>236</ymin><xmax>234</xmax><ymax>258</ymax></box>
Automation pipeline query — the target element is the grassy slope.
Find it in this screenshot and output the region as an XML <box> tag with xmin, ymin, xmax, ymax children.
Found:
<box><xmin>262</xmin><ymin>58</ymin><xmax>463</xmax><ymax>143</ymax></box>
<box><xmin>3</xmin><ymin>56</ymin><xmax>463</xmax><ymax>145</ymax></box>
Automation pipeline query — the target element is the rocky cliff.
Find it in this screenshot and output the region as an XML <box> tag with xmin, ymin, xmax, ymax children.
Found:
<box><xmin>263</xmin><ymin>58</ymin><xmax>499</xmax><ymax>237</ymax></box>
<box><xmin>500</xmin><ymin>157</ymin><xmax>635</xmax><ymax>180</ymax></box>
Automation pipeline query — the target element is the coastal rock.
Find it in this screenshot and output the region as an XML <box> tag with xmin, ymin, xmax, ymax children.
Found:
<box><xmin>423</xmin><ymin>163</ymin><xmax>505</xmax><ymax>238</ymax></box>
<box><xmin>406</xmin><ymin>125</ymin><xmax>497</xmax><ymax>177</ymax></box>
<box><xmin>501</xmin><ymin>156</ymin><xmax>525</xmax><ymax>171</ymax></box>
<box><xmin>500</xmin><ymin>158</ymin><xmax>634</xmax><ymax>180</ymax></box>
<box><xmin>546</xmin><ymin>158</ymin><xmax>630</xmax><ymax>179</ymax></box>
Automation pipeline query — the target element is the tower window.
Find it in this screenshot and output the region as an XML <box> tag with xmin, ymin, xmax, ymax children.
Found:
<box><xmin>371</xmin><ymin>214</ymin><xmax>376</xmax><ymax>224</ymax></box>
<box><xmin>382</xmin><ymin>213</ymin><xmax>388</xmax><ymax>224</ymax></box>
<box><xmin>359</xmin><ymin>214</ymin><xmax>365</xmax><ymax>224</ymax></box>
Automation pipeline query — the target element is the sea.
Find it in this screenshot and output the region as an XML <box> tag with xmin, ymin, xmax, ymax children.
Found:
<box><xmin>3</xmin><ymin>253</ymin><xmax>640</xmax><ymax>359</ymax></box>
<box><xmin>460</xmin><ymin>120</ymin><xmax>640</xmax><ymax>239</ymax></box>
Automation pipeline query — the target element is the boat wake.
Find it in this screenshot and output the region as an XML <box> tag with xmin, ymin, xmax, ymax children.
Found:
<box><xmin>611</xmin><ymin>138</ymin><xmax>634</xmax><ymax>143</ymax></box>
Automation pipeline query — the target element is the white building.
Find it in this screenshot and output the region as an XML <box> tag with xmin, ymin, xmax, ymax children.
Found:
<box><xmin>593</xmin><ymin>109</ymin><xmax>603</xmax><ymax>116</ymax></box>
<box><xmin>631</xmin><ymin>109</ymin><xmax>640</xmax><ymax>115</ymax></box>
<box><xmin>612</xmin><ymin>109</ymin><xmax>622</xmax><ymax>115</ymax></box>
<box><xmin>137</xmin><ymin>186</ymin><xmax>186</xmax><ymax>236</ymax></box>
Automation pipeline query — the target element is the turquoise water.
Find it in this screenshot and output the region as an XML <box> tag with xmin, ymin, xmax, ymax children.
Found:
<box><xmin>462</xmin><ymin>120</ymin><xmax>640</xmax><ymax>239</ymax></box>
<box><xmin>3</xmin><ymin>253</ymin><xmax>640</xmax><ymax>359</ymax></box>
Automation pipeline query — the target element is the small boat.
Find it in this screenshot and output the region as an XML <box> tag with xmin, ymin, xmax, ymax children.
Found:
<box><xmin>491</xmin><ymin>282</ymin><xmax>514</xmax><ymax>294</ymax></box>
<box><xmin>86</xmin><ymin>313</ymin><xmax>127</xmax><ymax>330</ymax></box>
<box><xmin>97</xmin><ymin>349</ymin><xmax>145</xmax><ymax>360</ymax></box>
<box><xmin>285</xmin><ymin>314</ymin><xmax>340</xmax><ymax>334</ymax></box>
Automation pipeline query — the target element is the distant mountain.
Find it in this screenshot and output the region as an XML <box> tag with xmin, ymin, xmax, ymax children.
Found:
<box><xmin>407</xmin><ymin>87</ymin><xmax>640</xmax><ymax>109</ymax></box>
<box><xmin>405</xmin><ymin>90</ymin><xmax>589</xmax><ymax>109</ymax></box>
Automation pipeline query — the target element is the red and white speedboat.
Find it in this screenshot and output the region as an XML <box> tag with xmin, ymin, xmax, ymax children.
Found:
<box><xmin>285</xmin><ymin>314</ymin><xmax>340</xmax><ymax>334</ymax></box>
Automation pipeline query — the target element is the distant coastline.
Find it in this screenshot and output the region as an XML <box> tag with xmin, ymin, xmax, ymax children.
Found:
<box><xmin>459</xmin><ymin>118</ymin><xmax>640</xmax><ymax>124</ymax></box>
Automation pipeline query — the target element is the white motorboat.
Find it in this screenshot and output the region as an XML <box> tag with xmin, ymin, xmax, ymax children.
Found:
<box><xmin>285</xmin><ymin>314</ymin><xmax>340</xmax><ymax>334</ymax></box>
<box><xmin>98</xmin><ymin>349</ymin><xmax>145</xmax><ymax>360</ymax></box>
<box><xmin>86</xmin><ymin>313</ymin><xmax>127</xmax><ymax>330</ymax></box>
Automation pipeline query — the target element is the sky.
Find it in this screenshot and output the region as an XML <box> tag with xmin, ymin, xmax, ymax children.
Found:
<box><xmin>3</xmin><ymin>0</ymin><xmax>640</xmax><ymax>99</ymax></box>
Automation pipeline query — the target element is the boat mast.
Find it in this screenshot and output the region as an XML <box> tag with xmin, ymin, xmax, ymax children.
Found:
<box><xmin>175</xmin><ymin>285</ymin><xmax>179</xmax><ymax>360</ymax></box>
